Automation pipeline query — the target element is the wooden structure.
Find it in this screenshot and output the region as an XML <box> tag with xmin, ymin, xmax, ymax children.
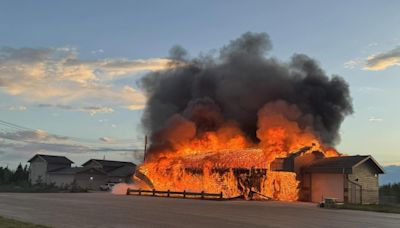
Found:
<box><xmin>127</xmin><ymin>188</ymin><xmax>224</xmax><ymax>200</ymax></box>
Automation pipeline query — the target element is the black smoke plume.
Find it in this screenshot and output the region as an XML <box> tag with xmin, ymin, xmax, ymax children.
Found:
<box><xmin>140</xmin><ymin>32</ymin><xmax>353</xmax><ymax>155</ymax></box>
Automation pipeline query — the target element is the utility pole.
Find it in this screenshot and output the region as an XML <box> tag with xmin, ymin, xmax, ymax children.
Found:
<box><xmin>143</xmin><ymin>135</ymin><xmax>147</xmax><ymax>162</ymax></box>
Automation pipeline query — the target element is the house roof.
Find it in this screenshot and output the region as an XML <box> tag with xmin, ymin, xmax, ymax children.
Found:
<box><xmin>48</xmin><ymin>167</ymin><xmax>84</xmax><ymax>174</ymax></box>
<box><xmin>28</xmin><ymin>154</ymin><xmax>74</xmax><ymax>164</ymax></box>
<box><xmin>81</xmin><ymin>159</ymin><xmax>136</xmax><ymax>168</ymax></box>
<box><xmin>48</xmin><ymin>166</ymin><xmax>106</xmax><ymax>175</ymax></box>
<box><xmin>303</xmin><ymin>155</ymin><xmax>385</xmax><ymax>174</ymax></box>
<box><xmin>107</xmin><ymin>165</ymin><xmax>136</xmax><ymax>177</ymax></box>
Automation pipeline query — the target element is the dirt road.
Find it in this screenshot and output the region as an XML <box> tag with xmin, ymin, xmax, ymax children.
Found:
<box><xmin>0</xmin><ymin>193</ymin><xmax>399</xmax><ymax>228</ymax></box>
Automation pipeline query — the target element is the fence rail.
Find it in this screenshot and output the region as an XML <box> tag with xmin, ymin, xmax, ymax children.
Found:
<box><xmin>126</xmin><ymin>188</ymin><xmax>224</xmax><ymax>200</ymax></box>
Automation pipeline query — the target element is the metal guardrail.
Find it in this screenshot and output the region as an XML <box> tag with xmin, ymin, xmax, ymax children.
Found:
<box><xmin>126</xmin><ymin>188</ymin><xmax>224</xmax><ymax>200</ymax></box>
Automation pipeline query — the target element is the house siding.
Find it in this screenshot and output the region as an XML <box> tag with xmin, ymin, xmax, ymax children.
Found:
<box><xmin>29</xmin><ymin>158</ymin><xmax>48</xmax><ymax>184</ymax></box>
<box><xmin>348</xmin><ymin>162</ymin><xmax>379</xmax><ymax>204</ymax></box>
<box><xmin>75</xmin><ymin>171</ymin><xmax>108</xmax><ymax>190</ymax></box>
<box><xmin>48</xmin><ymin>174</ymin><xmax>75</xmax><ymax>187</ymax></box>
<box><xmin>29</xmin><ymin>155</ymin><xmax>136</xmax><ymax>190</ymax></box>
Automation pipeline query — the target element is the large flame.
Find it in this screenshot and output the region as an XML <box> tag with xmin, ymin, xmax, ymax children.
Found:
<box><xmin>136</xmin><ymin>101</ymin><xmax>340</xmax><ymax>201</ymax></box>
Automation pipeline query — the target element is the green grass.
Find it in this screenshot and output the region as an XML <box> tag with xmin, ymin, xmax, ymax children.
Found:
<box><xmin>336</xmin><ymin>203</ymin><xmax>400</xmax><ymax>214</ymax></box>
<box><xmin>0</xmin><ymin>216</ymin><xmax>50</xmax><ymax>228</ymax></box>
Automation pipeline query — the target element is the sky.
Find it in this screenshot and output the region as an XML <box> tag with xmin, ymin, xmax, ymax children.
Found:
<box><xmin>0</xmin><ymin>0</ymin><xmax>400</xmax><ymax>168</ymax></box>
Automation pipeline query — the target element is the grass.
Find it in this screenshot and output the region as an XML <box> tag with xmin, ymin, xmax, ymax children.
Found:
<box><xmin>0</xmin><ymin>216</ymin><xmax>50</xmax><ymax>228</ymax></box>
<box><xmin>335</xmin><ymin>203</ymin><xmax>400</xmax><ymax>214</ymax></box>
<box><xmin>0</xmin><ymin>184</ymin><xmax>64</xmax><ymax>193</ymax></box>
<box><xmin>0</xmin><ymin>182</ymin><xmax>88</xmax><ymax>193</ymax></box>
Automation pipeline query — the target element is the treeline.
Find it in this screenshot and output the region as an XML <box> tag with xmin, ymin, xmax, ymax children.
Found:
<box><xmin>380</xmin><ymin>183</ymin><xmax>400</xmax><ymax>196</ymax></box>
<box><xmin>380</xmin><ymin>183</ymin><xmax>400</xmax><ymax>204</ymax></box>
<box><xmin>0</xmin><ymin>163</ymin><xmax>29</xmax><ymax>185</ymax></box>
<box><xmin>0</xmin><ymin>164</ymin><xmax>87</xmax><ymax>193</ymax></box>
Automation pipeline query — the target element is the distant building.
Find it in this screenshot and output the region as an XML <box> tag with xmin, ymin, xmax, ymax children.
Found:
<box><xmin>272</xmin><ymin>153</ymin><xmax>385</xmax><ymax>204</ymax></box>
<box><xmin>28</xmin><ymin>154</ymin><xmax>74</xmax><ymax>184</ymax></box>
<box><xmin>28</xmin><ymin>154</ymin><xmax>136</xmax><ymax>190</ymax></box>
<box><xmin>82</xmin><ymin>159</ymin><xmax>136</xmax><ymax>183</ymax></box>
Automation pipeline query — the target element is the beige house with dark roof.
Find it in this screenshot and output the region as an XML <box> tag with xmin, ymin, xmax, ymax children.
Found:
<box><xmin>301</xmin><ymin>155</ymin><xmax>385</xmax><ymax>204</ymax></box>
<box><xmin>28</xmin><ymin>154</ymin><xmax>136</xmax><ymax>190</ymax></box>
<box><xmin>28</xmin><ymin>154</ymin><xmax>74</xmax><ymax>185</ymax></box>
<box><xmin>271</xmin><ymin>149</ymin><xmax>385</xmax><ymax>204</ymax></box>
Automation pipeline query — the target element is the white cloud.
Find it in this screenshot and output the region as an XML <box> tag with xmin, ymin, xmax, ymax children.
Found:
<box><xmin>0</xmin><ymin>130</ymin><xmax>139</xmax><ymax>155</ymax></box>
<box><xmin>91</xmin><ymin>49</ymin><xmax>104</xmax><ymax>55</ymax></box>
<box><xmin>0</xmin><ymin>47</ymin><xmax>177</xmax><ymax>111</ymax></box>
<box><xmin>0</xmin><ymin>105</ymin><xmax>28</xmax><ymax>111</ymax></box>
<box><xmin>38</xmin><ymin>104</ymin><xmax>114</xmax><ymax>115</ymax></box>
<box><xmin>126</xmin><ymin>104</ymin><xmax>145</xmax><ymax>110</ymax></box>
<box><xmin>9</xmin><ymin>105</ymin><xmax>27</xmax><ymax>111</ymax></box>
<box><xmin>368</xmin><ymin>117</ymin><xmax>383</xmax><ymax>122</ymax></box>
<box><xmin>99</xmin><ymin>137</ymin><xmax>113</xmax><ymax>143</ymax></box>
<box><xmin>367</xmin><ymin>42</ymin><xmax>378</xmax><ymax>48</ymax></box>
<box><xmin>344</xmin><ymin>59</ymin><xmax>362</xmax><ymax>69</ymax></box>
<box><xmin>81</xmin><ymin>107</ymin><xmax>114</xmax><ymax>116</ymax></box>
<box><xmin>364</xmin><ymin>46</ymin><xmax>400</xmax><ymax>71</ymax></box>
<box><xmin>0</xmin><ymin>129</ymin><xmax>68</xmax><ymax>142</ymax></box>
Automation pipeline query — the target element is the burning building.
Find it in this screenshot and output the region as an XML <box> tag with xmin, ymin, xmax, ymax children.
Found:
<box><xmin>131</xmin><ymin>32</ymin><xmax>383</xmax><ymax>203</ymax></box>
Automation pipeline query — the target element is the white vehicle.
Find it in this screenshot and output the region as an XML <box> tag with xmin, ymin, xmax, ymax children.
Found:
<box><xmin>100</xmin><ymin>183</ymin><xmax>115</xmax><ymax>191</ymax></box>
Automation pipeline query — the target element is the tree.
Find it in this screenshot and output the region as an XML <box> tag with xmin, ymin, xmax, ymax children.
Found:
<box><xmin>23</xmin><ymin>164</ymin><xmax>29</xmax><ymax>181</ymax></box>
<box><xmin>0</xmin><ymin>167</ymin><xmax>4</xmax><ymax>184</ymax></box>
<box><xmin>11</xmin><ymin>163</ymin><xmax>24</xmax><ymax>183</ymax></box>
<box><xmin>1</xmin><ymin>167</ymin><xmax>13</xmax><ymax>184</ymax></box>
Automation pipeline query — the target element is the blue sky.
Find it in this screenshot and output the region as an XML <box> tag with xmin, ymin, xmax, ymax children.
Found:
<box><xmin>0</xmin><ymin>0</ymin><xmax>400</xmax><ymax>167</ymax></box>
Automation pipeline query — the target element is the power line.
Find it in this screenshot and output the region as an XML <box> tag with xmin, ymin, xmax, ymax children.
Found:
<box><xmin>0</xmin><ymin>119</ymin><xmax>144</xmax><ymax>145</ymax></box>
<box><xmin>0</xmin><ymin>119</ymin><xmax>146</xmax><ymax>153</ymax></box>
<box><xmin>0</xmin><ymin>135</ymin><xmax>144</xmax><ymax>153</ymax></box>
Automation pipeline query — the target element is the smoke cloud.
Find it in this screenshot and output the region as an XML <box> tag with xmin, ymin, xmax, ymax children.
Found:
<box><xmin>140</xmin><ymin>32</ymin><xmax>353</xmax><ymax>155</ymax></box>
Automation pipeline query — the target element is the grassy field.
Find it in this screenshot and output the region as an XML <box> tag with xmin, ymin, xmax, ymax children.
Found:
<box><xmin>336</xmin><ymin>203</ymin><xmax>400</xmax><ymax>214</ymax></box>
<box><xmin>0</xmin><ymin>216</ymin><xmax>50</xmax><ymax>228</ymax></box>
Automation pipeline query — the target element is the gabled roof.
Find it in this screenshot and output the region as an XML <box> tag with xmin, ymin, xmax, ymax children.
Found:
<box><xmin>303</xmin><ymin>155</ymin><xmax>385</xmax><ymax>174</ymax></box>
<box><xmin>107</xmin><ymin>165</ymin><xmax>136</xmax><ymax>177</ymax></box>
<box><xmin>28</xmin><ymin>154</ymin><xmax>74</xmax><ymax>164</ymax></box>
<box><xmin>48</xmin><ymin>166</ymin><xmax>106</xmax><ymax>175</ymax></box>
<box><xmin>48</xmin><ymin>167</ymin><xmax>84</xmax><ymax>174</ymax></box>
<box><xmin>81</xmin><ymin>159</ymin><xmax>136</xmax><ymax>168</ymax></box>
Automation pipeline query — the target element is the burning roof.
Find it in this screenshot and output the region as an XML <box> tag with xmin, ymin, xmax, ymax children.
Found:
<box><xmin>178</xmin><ymin>148</ymin><xmax>265</xmax><ymax>169</ymax></box>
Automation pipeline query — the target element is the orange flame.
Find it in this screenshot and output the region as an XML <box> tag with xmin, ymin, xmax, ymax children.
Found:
<box><xmin>137</xmin><ymin>101</ymin><xmax>340</xmax><ymax>201</ymax></box>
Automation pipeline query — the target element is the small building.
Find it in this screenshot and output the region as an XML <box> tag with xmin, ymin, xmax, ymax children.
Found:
<box><xmin>47</xmin><ymin>166</ymin><xmax>108</xmax><ymax>189</ymax></box>
<box><xmin>271</xmin><ymin>148</ymin><xmax>385</xmax><ymax>204</ymax></box>
<box><xmin>82</xmin><ymin>159</ymin><xmax>137</xmax><ymax>183</ymax></box>
<box><xmin>28</xmin><ymin>154</ymin><xmax>74</xmax><ymax>184</ymax></box>
<box><xmin>301</xmin><ymin>155</ymin><xmax>385</xmax><ymax>204</ymax></box>
<box><xmin>28</xmin><ymin>154</ymin><xmax>136</xmax><ymax>190</ymax></box>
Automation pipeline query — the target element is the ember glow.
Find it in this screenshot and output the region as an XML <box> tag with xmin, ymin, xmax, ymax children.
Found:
<box><xmin>134</xmin><ymin>32</ymin><xmax>352</xmax><ymax>201</ymax></box>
